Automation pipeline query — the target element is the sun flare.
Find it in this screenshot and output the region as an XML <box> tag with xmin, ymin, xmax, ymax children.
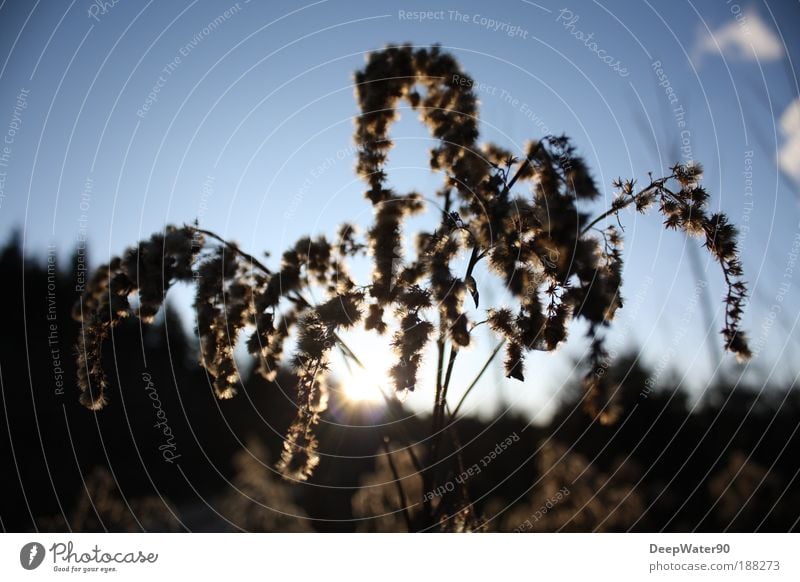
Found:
<box><xmin>333</xmin><ymin>331</ymin><xmax>396</xmax><ymax>403</ymax></box>
<box><xmin>341</xmin><ymin>365</ymin><xmax>386</xmax><ymax>402</ymax></box>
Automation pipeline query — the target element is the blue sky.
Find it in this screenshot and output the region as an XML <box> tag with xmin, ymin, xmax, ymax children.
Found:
<box><xmin>1</xmin><ymin>0</ymin><xmax>798</xmax><ymax>420</ymax></box>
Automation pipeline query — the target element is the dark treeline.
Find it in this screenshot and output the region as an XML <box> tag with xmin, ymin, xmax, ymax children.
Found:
<box><xmin>1</xmin><ymin>234</ymin><xmax>798</xmax><ymax>532</ymax></box>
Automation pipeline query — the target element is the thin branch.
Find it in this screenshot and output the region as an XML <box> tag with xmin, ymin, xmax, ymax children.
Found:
<box><xmin>382</xmin><ymin>438</ymin><xmax>414</xmax><ymax>532</ymax></box>
<box><xmin>191</xmin><ymin>227</ymin><xmax>273</xmax><ymax>275</ymax></box>
<box><xmin>448</xmin><ymin>339</ymin><xmax>505</xmax><ymax>423</ymax></box>
<box><xmin>441</xmin><ymin>345</ymin><xmax>459</xmax><ymax>412</ymax></box>
<box><xmin>579</xmin><ymin>176</ymin><xmax>672</xmax><ymax>237</ymax></box>
<box><xmin>501</xmin><ymin>141</ymin><xmax>542</xmax><ymax>196</ymax></box>
<box><xmin>429</xmin><ymin>344</ymin><xmax>460</xmax><ymax>501</ymax></box>
<box><xmin>433</xmin><ymin>336</ymin><xmax>445</xmax><ymax>434</ymax></box>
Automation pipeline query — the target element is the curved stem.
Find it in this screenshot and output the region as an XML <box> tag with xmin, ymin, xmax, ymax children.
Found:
<box><xmin>579</xmin><ymin>175</ymin><xmax>673</xmax><ymax>237</ymax></box>
<box><xmin>191</xmin><ymin>226</ymin><xmax>273</xmax><ymax>275</ymax></box>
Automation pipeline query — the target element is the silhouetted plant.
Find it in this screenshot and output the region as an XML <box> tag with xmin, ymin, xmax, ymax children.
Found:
<box><xmin>497</xmin><ymin>440</ymin><xmax>645</xmax><ymax>532</ymax></box>
<box><xmin>73</xmin><ymin>45</ymin><xmax>750</xmax><ymax>529</ymax></box>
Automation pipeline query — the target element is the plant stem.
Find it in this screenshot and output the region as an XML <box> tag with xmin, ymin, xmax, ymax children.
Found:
<box><xmin>382</xmin><ymin>438</ymin><xmax>414</xmax><ymax>532</ymax></box>
<box><xmin>448</xmin><ymin>339</ymin><xmax>505</xmax><ymax>423</ymax></box>
<box><xmin>433</xmin><ymin>335</ymin><xmax>445</xmax><ymax>435</ymax></box>
<box><xmin>501</xmin><ymin>141</ymin><xmax>542</xmax><ymax>196</ymax></box>
<box><xmin>579</xmin><ymin>176</ymin><xmax>673</xmax><ymax>237</ymax></box>
<box><xmin>440</xmin><ymin>346</ymin><xmax>459</xmax><ymax>414</ymax></box>
<box><xmin>427</xmin><ymin>343</ymin><xmax>460</xmax><ymax>521</ymax></box>
<box><xmin>191</xmin><ymin>227</ymin><xmax>273</xmax><ymax>275</ymax></box>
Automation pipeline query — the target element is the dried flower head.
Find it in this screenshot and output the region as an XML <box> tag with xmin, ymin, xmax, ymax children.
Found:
<box><xmin>73</xmin><ymin>47</ymin><xmax>750</xmax><ymax>488</ymax></box>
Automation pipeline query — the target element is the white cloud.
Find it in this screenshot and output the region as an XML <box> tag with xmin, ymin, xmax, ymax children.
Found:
<box><xmin>696</xmin><ymin>9</ymin><xmax>784</xmax><ymax>62</ymax></box>
<box><xmin>778</xmin><ymin>98</ymin><xmax>800</xmax><ymax>186</ymax></box>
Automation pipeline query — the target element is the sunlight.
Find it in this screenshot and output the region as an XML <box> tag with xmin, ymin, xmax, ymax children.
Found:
<box><xmin>333</xmin><ymin>331</ymin><xmax>396</xmax><ymax>403</ymax></box>
<box><xmin>341</xmin><ymin>364</ymin><xmax>386</xmax><ymax>402</ymax></box>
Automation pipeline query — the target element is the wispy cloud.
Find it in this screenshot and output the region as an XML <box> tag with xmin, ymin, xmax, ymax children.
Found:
<box><xmin>694</xmin><ymin>9</ymin><xmax>784</xmax><ymax>63</ymax></box>
<box><xmin>778</xmin><ymin>98</ymin><xmax>800</xmax><ymax>187</ymax></box>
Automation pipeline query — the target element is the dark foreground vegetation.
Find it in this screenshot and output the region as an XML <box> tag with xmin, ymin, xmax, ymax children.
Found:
<box><xmin>1</xmin><ymin>236</ymin><xmax>797</xmax><ymax>532</ymax></box>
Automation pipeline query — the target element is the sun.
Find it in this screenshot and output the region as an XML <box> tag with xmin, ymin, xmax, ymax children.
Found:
<box><xmin>332</xmin><ymin>330</ymin><xmax>395</xmax><ymax>403</ymax></box>
<box><xmin>341</xmin><ymin>364</ymin><xmax>386</xmax><ymax>403</ymax></box>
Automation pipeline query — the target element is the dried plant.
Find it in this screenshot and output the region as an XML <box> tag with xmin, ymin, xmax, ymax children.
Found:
<box><xmin>73</xmin><ymin>45</ymin><xmax>750</xmax><ymax>530</ymax></box>
<box><xmin>38</xmin><ymin>468</ymin><xmax>181</xmax><ymax>532</ymax></box>
<box><xmin>218</xmin><ymin>439</ymin><xmax>315</xmax><ymax>532</ymax></box>
<box><xmin>352</xmin><ymin>444</ymin><xmax>425</xmax><ymax>533</ymax></box>
<box><xmin>496</xmin><ymin>440</ymin><xmax>645</xmax><ymax>532</ymax></box>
